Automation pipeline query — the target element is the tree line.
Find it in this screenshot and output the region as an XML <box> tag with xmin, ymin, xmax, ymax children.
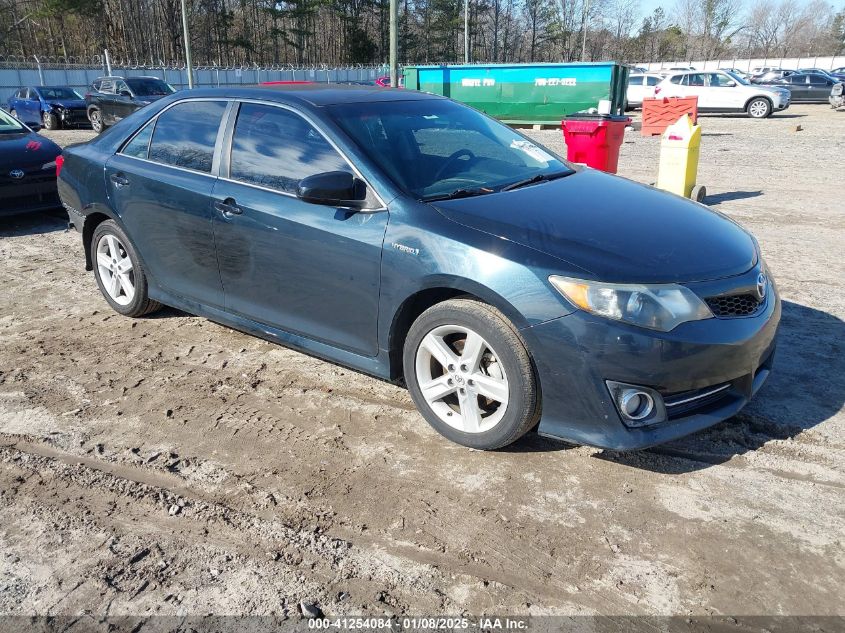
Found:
<box><xmin>1</xmin><ymin>0</ymin><xmax>843</xmax><ymax>67</ymax></box>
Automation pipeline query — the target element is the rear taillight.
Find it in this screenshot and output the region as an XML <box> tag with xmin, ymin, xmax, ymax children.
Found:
<box><xmin>55</xmin><ymin>155</ymin><xmax>64</xmax><ymax>177</ymax></box>
<box><xmin>654</xmin><ymin>86</ymin><xmax>662</xmax><ymax>95</ymax></box>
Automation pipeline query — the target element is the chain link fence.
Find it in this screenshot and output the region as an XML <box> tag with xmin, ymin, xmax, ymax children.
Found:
<box><xmin>0</xmin><ymin>55</ymin><xmax>391</xmax><ymax>103</ymax></box>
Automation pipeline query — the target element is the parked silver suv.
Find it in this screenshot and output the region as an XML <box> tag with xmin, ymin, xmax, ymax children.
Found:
<box><xmin>655</xmin><ymin>70</ymin><xmax>790</xmax><ymax>118</ymax></box>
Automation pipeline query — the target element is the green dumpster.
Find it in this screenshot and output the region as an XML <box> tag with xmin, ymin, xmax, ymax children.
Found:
<box><xmin>403</xmin><ymin>63</ymin><xmax>629</xmax><ymax>124</ymax></box>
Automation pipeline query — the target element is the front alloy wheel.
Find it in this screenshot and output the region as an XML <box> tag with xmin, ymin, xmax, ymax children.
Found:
<box><xmin>747</xmin><ymin>98</ymin><xmax>771</xmax><ymax>118</ymax></box>
<box><xmin>89</xmin><ymin>109</ymin><xmax>103</xmax><ymax>133</ymax></box>
<box><xmin>43</xmin><ymin>111</ymin><xmax>58</xmax><ymax>130</ymax></box>
<box><xmin>404</xmin><ymin>298</ymin><xmax>539</xmax><ymax>450</ymax></box>
<box><xmin>415</xmin><ymin>324</ymin><xmax>510</xmax><ymax>434</ymax></box>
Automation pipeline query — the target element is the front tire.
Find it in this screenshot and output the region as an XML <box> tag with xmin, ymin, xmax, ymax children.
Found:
<box><xmin>91</xmin><ymin>220</ymin><xmax>161</xmax><ymax>317</ymax></box>
<box><xmin>88</xmin><ymin>108</ymin><xmax>106</xmax><ymax>133</ymax></box>
<box><xmin>403</xmin><ymin>298</ymin><xmax>540</xmax><ymax>450</ymax></box>
<box><xmin>747</xmin><ymin>98</ymin><xmax>772</xmax><ymax>118</ymax></box>
<box><xmin>43</xmin><ymin>111</ymin><xmax>58</xmax><ymax>130</ymax></box>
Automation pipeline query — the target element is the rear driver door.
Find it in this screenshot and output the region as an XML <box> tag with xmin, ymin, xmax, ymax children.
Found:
<box><xmin>105</xmin><ymin>99</ymin><xmax>229</xmax><ymax>308</ymax></box>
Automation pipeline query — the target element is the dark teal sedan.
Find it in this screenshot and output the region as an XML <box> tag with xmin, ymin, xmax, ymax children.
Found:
<box><xmin>57</xmin><ymin>85</ymin><xmax>779</xmax><ymax>451</ymax></box>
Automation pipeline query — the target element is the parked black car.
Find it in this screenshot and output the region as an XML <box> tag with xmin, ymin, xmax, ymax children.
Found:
<box><xmin>750</xmin><ymin>69</ymin><xmax>795</xmax><ymax>84</ymax></box>
<box><xmin>0</xmin><ymin>108</ymin><xmax>62</xmax><ymax>216</ymax></box>
<box><xmin>769</xmin><ymin>73</ymin><xmax>842</xmax><ymax>103</ymax></box>
<box><xmin>85</xmin><ymin>76</ymin><xmax>175</xmax><ymax>133</ymax></box>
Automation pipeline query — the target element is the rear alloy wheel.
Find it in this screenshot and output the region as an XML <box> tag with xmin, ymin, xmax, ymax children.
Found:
<box><xmin>89</xmin><ymin>108</ymin><xmax>105</xmax><ymax>133</ymax></box>
<box><xmin>404</xmin><ymin>299</ymin><xmax>539</xmax><ymax>450</ymax></box>
<box><xmin>91</xmin><ymin>220</ymin><xmax>160</xmax><ymax>317</ymax></box>
<box><xmin>42</xmin><ymin>111</ymin><xmax>58</xmax><ymax>130</ymax></box>
<box><xmin>747</xmin><ymin>98</ymin><xmax>772</xmax><ymax>118</ymax></box>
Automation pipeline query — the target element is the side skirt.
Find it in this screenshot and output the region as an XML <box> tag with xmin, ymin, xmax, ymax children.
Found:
<box><xmin>148</xmin><ymin>286</ymin><xmax>393</xmax><ymax>382</ymax></box>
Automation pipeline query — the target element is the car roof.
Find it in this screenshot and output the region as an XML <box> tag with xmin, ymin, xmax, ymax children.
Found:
<box><xmin>181</xmin><ymin>84</ymin><xmax>445</xmax><ymax>106</ymax></box>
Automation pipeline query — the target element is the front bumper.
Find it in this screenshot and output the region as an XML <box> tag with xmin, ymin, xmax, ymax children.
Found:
<box><xmin>55</xmin><ymin>107</ymin><xmax>90</xmax><ymax>126</ymax></box>
<box><xmin>0</xmin><ymin>170</ymin><xmax>61</xmax><ymax>216</ymax></box>
<box><xmin>522</xmin><ymin>275</ymin><xmax>780</xmax><ymax>450</ymax></box>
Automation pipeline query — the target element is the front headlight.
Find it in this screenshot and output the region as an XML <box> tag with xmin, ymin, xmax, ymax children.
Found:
<box><xmin>549</xmin><ymin>276</ymin><xmax>713</xmax><ymax>332</ymax></box>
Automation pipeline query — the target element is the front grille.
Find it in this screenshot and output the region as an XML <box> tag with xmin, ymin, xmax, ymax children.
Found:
<box><xmin>706</xmin><ymin>293</ymin><xmax>763</xmax><ymax>317</ymax></box>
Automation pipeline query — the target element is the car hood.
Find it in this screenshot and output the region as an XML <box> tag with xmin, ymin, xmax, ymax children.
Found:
<box><xmin>0</xmin><ymin>131</ymin><xmax>62</xmax><ymax>170</ymax></box>
<box><xmin>47</xmin><ymin>99</ymin><xmax>86</xmax><ymax>109</ymax></box>
<box><xmin>431</xmin><ymin>170</ymin><xmax>757</xmax><ymax>284</ymax></box>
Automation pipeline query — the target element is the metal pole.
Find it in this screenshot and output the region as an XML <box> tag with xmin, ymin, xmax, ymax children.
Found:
<box><xmin>181</xmin><ymin>0</ymin><xmax>194</xmax><ymax>88</ymax></box>
<box><xmin>464</xmin><ymin>0</ymin><xmax>469</xmax><ymax>63</ymax></box>
<box><xmin>389</xmin><ymin>0</ymin><xmax>398</xmax><ymax>87</ymax></box>
<box><xmin>104</xmin><ymin>49</ymin><xmax>112</xmax><ymax>76</ymax></box>
<box><xmin>33</xmin><ymin>56</ymin><xmax>44</xmax><ymax>85</ymax></box>
<box><xmin>581</xmin><ymin>0</ymin><xmax>589</xmax><ymax>61</ymax></box>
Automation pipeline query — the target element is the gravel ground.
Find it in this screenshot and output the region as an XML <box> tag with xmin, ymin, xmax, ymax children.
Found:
<box><xmin>0</xmin><ymin>104</ymin><xmax>843</xmax><ymax>626</ymax></box>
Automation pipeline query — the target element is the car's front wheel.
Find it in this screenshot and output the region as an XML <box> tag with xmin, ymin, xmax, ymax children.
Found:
<box><xmin>404</xmin><ymin>298</ymin><xmax>540</xmax><ymax>450</ymax></box>
<box><xmin>747</xmin><ymin>97</ymin><xmax>772</xmax><ymax>118</ymax></box>
<box><xmin>42</xmin><ymin>111</ymin><xmax>58</xmax><ymax>130</ymax></box>
<box><xmin>91</xmin><ymin>220</ymin><xmax>161</xmax><ymax>317</ymax></box>
<box><xmin>88</xmin><ymin>108</ymin><xmax>106</xmax><ymax>133</ymax></box>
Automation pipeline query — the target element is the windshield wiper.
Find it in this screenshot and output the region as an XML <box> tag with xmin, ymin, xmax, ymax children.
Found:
<box><xmin>500</xmin><ymin>170</ymin><xmax>572</xmax><ymax>192</ymax></box>
<box><xmin>423</xmin><ymin>187</ymin><xmax>494</xmax><ymax>202</ymax></box>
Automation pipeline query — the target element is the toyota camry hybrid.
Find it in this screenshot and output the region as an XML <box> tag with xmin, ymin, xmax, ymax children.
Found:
<box><xmin>57</xmin><ymin>86</ymin><xmax>780</xmax><ymax>451</ymax></box>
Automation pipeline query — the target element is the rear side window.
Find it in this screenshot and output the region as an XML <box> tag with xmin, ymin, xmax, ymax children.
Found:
<box><xmin>670</xmin><ymin>75</ymin><xmax>684</xmax><ymax>85</ymax></box>
<box><xmin>229</xmin><ymin>103</ymin><xmax>351</xmax><ymax>194</ymax></box>
<box><xmin>148</xmin><ymin>100</ymin><xmax>226</xmax><ymax>173</ymax></box>
<box><xmin>646</xmin><ymin>76</ymin><xmax>661</xmax><ymax>86</ymax></box>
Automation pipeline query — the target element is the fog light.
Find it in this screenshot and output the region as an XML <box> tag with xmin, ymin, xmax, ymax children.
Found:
<box><xmin>605</xmin><ymin>380</ymin><xmax>667</xmax><ymax>428</ymax></box>
<box><xmin>619</xmin><ymin>390</ymin><xmax>654</xmax><ymax>421</ymax></box>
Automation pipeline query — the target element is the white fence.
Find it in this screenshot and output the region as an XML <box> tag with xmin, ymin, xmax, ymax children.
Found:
<box><xmin>640</xmin><ymin>56</ymin><xmax>845</xmax><ymax>73</ymax></box>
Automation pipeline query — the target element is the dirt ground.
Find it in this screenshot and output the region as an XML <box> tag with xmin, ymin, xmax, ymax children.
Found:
<box><xmin>0</xmin><ymin>103</ymin><xmax>843</xmax><ymax>627</ymax></box>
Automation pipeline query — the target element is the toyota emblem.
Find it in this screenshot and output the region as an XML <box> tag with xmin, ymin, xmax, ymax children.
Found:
<box><xmin>9</xmin><ymin>169</ymin><xmax>25</xmax><ymax>179</ymax></box>
<box><xmin>756</xmin><ymin>273</ymin><xmax>768</xmax><ymax>301</ymax></box>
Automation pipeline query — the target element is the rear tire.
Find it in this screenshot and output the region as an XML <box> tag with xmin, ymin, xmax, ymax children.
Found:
<box><xmin>747</xmin><ymin>98</ymin><xmax>772</xmax><ymax>118</ymax></box>
<box><xmin>403</xmin><ymin>298</ymin><xmax>540</xmax><ymax>450</ymax></box>
<box><xmin>91</xmin><ymin>220</ymin><xmax>161</xmax><ymax>317</ymax></box>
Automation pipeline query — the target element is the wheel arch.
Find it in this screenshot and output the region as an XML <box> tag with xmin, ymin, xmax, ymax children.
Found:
<box><xmin>386</xmin><ymin>279</ymin><xmax>531</xmax><ymax>382</ymax></box>
<box><xmin>745</xmin><ymin>94</ymin><xmax>773</xmax><ymax>113</ymax></box>
<box><xmin>81</xmin><ymin>205</ymin><xmax>122</xmax><ymax>271</ymax></box>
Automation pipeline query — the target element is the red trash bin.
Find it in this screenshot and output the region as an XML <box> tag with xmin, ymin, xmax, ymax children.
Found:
<box><xmin>561</xmin><ymin>115</ymin><xmax>631</xmax><ymax>174</ymax></box>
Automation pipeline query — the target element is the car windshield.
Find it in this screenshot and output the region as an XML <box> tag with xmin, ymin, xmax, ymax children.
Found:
<box><xmin>38</xmin><ymin>87</ymin><xmax>83</xmax><ymax>100</ymax></box>
<box><xmin>125</xmin><ymin>78</ymin><xmax>175</xmax><ymax>96</ymax></box>
<box><xmin>0</xmin><ymin>109</ymin><xmax>26</xmax><ymax>134</ymax></box>
<box><xmin>723</xmin><ymin>71</ymin><xmax>750</xmax><ymax>86</ymax></box>
<box><xmin>327</xmin><ymin>99</ymin><xmax>573</xmax><ymax>201</ymax></box>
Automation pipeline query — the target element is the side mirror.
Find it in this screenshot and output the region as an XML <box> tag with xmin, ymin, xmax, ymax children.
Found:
<box><xmin>119</xmin><ymin>90</ymin><xmax>132</xmax><ymax>98</ymax></box>
<box><xmin>29</xmin><ymin>122</ymin><xmax>43</xmax><ymax>131</ymax></box>
<box><xmin>297</xmin><ymin>171</ymin><xmax>366</xmax><ymax>208</ymax></box>
<box><xmin>725</xmin><ymin>80</ymin><xmax>736</xmax><ymax>87</ymax></box>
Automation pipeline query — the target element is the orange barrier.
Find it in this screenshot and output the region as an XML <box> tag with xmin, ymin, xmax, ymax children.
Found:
<box><xmin>641</xmin><ymin>97</ymin><xmax>699</xmax><ymax>137</ymax></box>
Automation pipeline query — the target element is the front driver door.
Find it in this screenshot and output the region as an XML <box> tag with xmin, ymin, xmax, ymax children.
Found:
<box><xmin>211</xmin><ymin>101</ymin><xmax>388</xmax><ymax>357</ymax></box>
<box><xmin>105</xmin><ymin>99</ymin><xmax>228</xmax><ymax>308</ymax></box>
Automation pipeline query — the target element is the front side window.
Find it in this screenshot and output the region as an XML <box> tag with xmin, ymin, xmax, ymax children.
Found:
<box><xmin>328</xmin><ymin>98</ymin><xmax>571</xmax><ymax>200</ymax></box>
<box><xmin>229</xmin><ymin>103</ymin><xmax>352</xmax><ymax>194</ymax></box>
<box><xmin>708</xmin><ymin>73</ymin><xmax>734</xmax><ymax>87</ymax></box>
<box><xmin>115</xmin><ymin>81</ymin><xmax>130</xmax><ymax>95</ymax></box>
<box><xmin>687</xmin><ymin>73</ymin><xmax>706</xmax><ymax>87</ymax></box>
<box><xmin>148</xmin><ymin>100</ymin><xmax>226</xmax><ymax>173</ymax></box>
<box><xmin>125</xmin><ymin>78</ymin><xmax>175</xmax><ymax>97</ymax></box>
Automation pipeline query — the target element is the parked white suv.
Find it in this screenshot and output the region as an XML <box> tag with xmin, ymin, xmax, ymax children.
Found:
<box><xmin>655</xmin><ymin>70</ymin><xmax>791</xmax><ymax>118</ymax></box>
<box><xmin>626</xmin><ymin>73</ymin><xmax>663</xmax><ymax>108</ymax></box>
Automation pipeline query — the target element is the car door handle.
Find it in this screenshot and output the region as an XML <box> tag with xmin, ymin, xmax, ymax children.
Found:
<box><xmin>110</xmin><ymin>173</ymin><xmax>129</xmax><ymax>188</ymax></box>
<box><xmin>214</xmin><ymin>198</ymin><xmax>242</xmax><ymax>217</ymax></box>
